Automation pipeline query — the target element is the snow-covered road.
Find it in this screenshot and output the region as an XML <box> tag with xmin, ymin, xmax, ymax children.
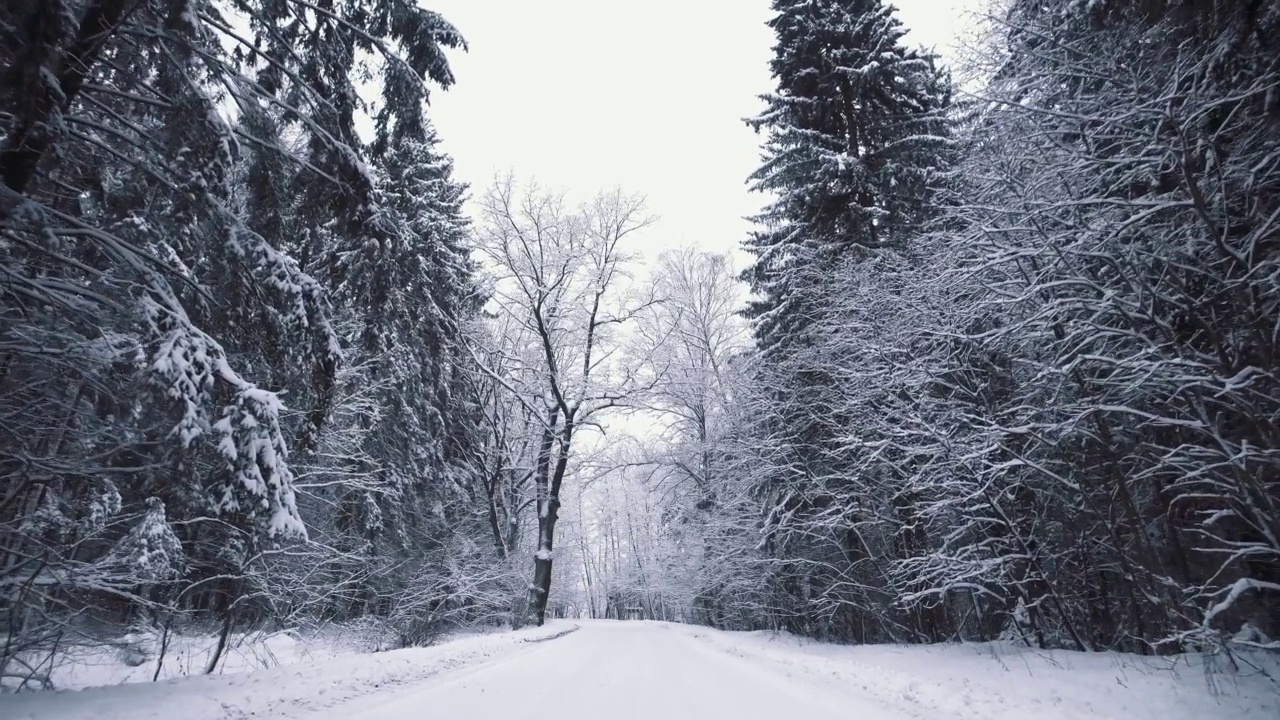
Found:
<box><xmin>8</xmin><ymin>620</ymin><xmax>1275</xmax><ymax>720</ymax></box>
<box><xmin>336</xmin><ymin>622</ymin><xmax>874</xmax><ymax>720</ymax></box>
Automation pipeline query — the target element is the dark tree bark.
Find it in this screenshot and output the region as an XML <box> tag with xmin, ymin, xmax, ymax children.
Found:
<box><xmin>528</xmin><ymin>412</ymin><xmax>573</xmax><ymax>626</ymax></box>
<box><xmin>1</xmin><ymin>0</ymin><xmax>134</xmax><ymax>199</ymax></box>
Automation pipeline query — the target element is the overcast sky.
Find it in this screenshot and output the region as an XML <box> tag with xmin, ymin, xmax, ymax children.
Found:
<box><xmin>425</xmin><ymin>0</ymin><xmax>976</xmax><ymax>260</ymax></box>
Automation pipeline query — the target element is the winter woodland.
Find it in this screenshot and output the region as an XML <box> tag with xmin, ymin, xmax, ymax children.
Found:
<box><xmin>2</xmin><ymin>0</ymin><xmax>1278</xmax><ymax>695</ymax></box>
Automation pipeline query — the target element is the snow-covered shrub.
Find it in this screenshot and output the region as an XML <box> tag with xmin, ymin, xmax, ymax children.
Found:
<box><xmin>116</xmin><ymin>625</ymin><xmax>161</xmax><ymax>669</ymax></box>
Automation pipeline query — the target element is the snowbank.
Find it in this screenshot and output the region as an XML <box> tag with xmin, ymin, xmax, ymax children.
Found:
<box><xmin>663</xmin><ymin>623</ymin><xmax>1279</xmax><ymax>720</ymax></box>
<box><xmin>4</xmin><ymin>622</ymin><xmax>578</xmax><ymax>720</ymax></box>
<box><xmin>38</xmin><ymin>626</ymin><xmax>344</xmax><ymax>691</ymax></box>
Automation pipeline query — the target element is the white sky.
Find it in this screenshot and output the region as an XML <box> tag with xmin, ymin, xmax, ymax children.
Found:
<box><xmin>425</xmin><ymin>0</ymin><xmax>977</xmax><ymax>260</ymax></box>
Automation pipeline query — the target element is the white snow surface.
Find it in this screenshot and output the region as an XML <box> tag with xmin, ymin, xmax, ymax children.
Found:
<box><xmin>5</xmin><ymin>620</ymin><xmax>1277</xmax><ymax>720</ymax></box>
<box><xmin>672</xmin><ymin>624</ymin><xmax>1279</xmax><ymax>720</ymax></box>
<box><xmin>3</xmin><ymin>623</ymin><xmax>577</xmax><ymax>720</ymax></box>
<box><xmin>33</xmin><ymin>622</ymin><xmax>524</xmax><ymax>691</ymax></box>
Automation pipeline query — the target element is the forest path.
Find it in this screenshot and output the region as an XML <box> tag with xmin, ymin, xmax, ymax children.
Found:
<box><xmin>332</xmin><ymin>621</ymin><xmax>903</xmax><ymax>720</ymax></box>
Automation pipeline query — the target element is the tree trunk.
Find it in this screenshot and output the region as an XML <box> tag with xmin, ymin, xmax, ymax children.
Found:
<box><xmin>2</xmin><ymin>0</ymin><xmax>133</xmax><ymax>200</ymax></box>
<box><xmin>527</xmin><ymin>414</ymin><xmax>573</xmax><ymax>625</ymax></box>
<box><xmin>484</xmin><ymin>467</ymin><xmax>508</xmax><ymax>560</ymax></box>
<box><xmin>529</xmin><ymin>540</ymin><xmax>556</xmax><ymax>625</ymax></box>
<box><xmin>204</xmin><ymin>596</ymin><xmax>234</xmax><ymax>675</ymax></box>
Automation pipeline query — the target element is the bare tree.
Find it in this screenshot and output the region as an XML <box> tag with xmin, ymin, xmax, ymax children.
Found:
<box><xmin>633</xmin><ymin>249</ymin><xmax>748</xmax><ymax>503</ymax></box>
<box><xmin>472</xmin><ymin>175</ymin><xmax>655</xmax><ymax>626</ymax></box>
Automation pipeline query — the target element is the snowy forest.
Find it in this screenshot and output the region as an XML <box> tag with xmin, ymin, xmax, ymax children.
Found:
<box><xmin>2</xmin><ymin>0</ymin><xmax>1279</xmax><ymax>693</ymax></box>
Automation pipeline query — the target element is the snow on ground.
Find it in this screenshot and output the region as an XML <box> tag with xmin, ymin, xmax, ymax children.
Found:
<box><xmin>328</xmin><ymin>621</ymin><xmax>1279</xmax><ymax>720</ymax></box>
<box><xmin>331</xmin><ymin>619</ymin><xmax>861</xmax><ymax>720</ymax></box>
<box><xmin>3</xmin><ymin>622</ymin><xmax>578</xmax><ymax>720</ymax></box>
<box><xmin>4</xmin><ymin>620</ymin><xmax>1276</xmax><ymax>720</ymax></box>
<box><xmin>40</xmin><ymin>620</ymin><xmax>524</xmax><ymax>691</ymax></box>
<box><xmin>666</xmin><ymin>622</ymin><xmax>1280</xmax><ymax>720</ymax></box>
<box><xmin>40</xmin><ymin>624</ymin><xmax>375</xmax><ymax>691</ymax></box>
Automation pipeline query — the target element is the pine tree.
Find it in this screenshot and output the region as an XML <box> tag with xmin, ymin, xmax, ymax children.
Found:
<box><xmin>337</xmin><ymin>121</ymin><xmax>482</xmax><ymax>626</ymax></box>
<box><xmin>738</xmin><ymin>0</ymin><xmax>952</xmax><ymax>640</ymax></box>
<box><xmin>744</xmin><ymin>0</ymin><xmax>950</xmax><ymax>357</ymax></box>
<box><xmin>0</xmin><ymin>0</ymin><xmax>470</xmax><ymax>679</ymax></box>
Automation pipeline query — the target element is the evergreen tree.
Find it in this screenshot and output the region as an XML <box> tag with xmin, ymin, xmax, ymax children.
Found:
<box><xmin>744</xmin><ymin>0</ymin><xmax>950</xmax><ymax>357</ymax></box>
<box><xmin>0</xmin><ymin>0</ymin><xmax>474</xmax><ymax>680</ymax></box>
<box><xmin>736</xmin><ymin>0</ymin><xmax>952</xmax><ymax>640</ymax></box>
<box><xmin>323</xmin><ymin>121</ymin><xmax>485</xmax><ymax>632</ymax></box>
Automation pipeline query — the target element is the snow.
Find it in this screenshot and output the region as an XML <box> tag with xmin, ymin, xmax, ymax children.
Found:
<box><xmin>335</xmin><ymin>623</ymin><xmax>1279</xmax><ymax>720</ymax></box>
<box><xmin>1204</xmin><ymin>578</ymin><xmax>1280</xmax><ymax>628</ymax></box>
<box><xmin>669</xmin><ymin>624</ymin><xmax>1280</xmax><ymax>720</ymax></box>
<box><xmin>335</xmin><ymin>621</ymin><xmax>857</xmax><ymax>720</ymax></box>
<box><xmin>102</xmin><ymin>498</ymin><xmax>185</xmax><ymax>582</ymax></box>
<box><xmin>3</xmin><ymin>623</ymin><xmax>578</xmax><ymax>720</ymax></box>
<box><xmin>35</xmin><ymin>622</ymin><xmax>503</xmax><ymax>692</ymax></box>
<box><xmin>6</xmin><ymin>621</ymin><xmax>1275</xmax><ymax>720</ymax></box>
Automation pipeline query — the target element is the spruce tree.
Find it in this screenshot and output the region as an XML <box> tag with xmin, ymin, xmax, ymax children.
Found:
<box><xmin>739</xmin><ymin>0</ymin><xmax>952</xmax><ymax>640</ymax></box>
<box><xmin>0</xmin><ymin>0</ymin><xmax>470</xmax><ymax>676</ymax></box>
<box><xmin>744</xmin><ymin>0</ymin><xmax>950</xmax><ymax>357</ymax></box>
<box><xmin>343</xmin><ymin>121</ymin><xmax>480</xmax><ymax>570</ymax></box>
